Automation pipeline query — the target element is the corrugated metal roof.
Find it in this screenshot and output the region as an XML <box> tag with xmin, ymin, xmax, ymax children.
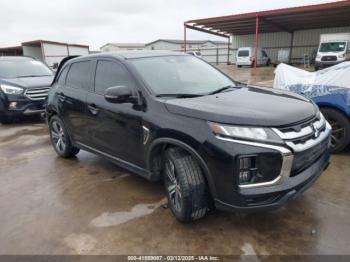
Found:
<box><xmin>185</xmin><ymin>0</ymin><xmax>350</xmax><ymax>36</ymax></box>
<box><xmin>145</xmin><ymin>39</ymin><xmax>227</xmax><ymax>46</ymax></box>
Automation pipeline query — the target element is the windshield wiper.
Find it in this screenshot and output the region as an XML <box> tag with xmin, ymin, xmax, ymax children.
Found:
<box><xmin>156</xmin><ymin>93</ymin><xmax>203</xmax><ymax>98</ymax></box>
<box><xmin>207</xmin><ymin>85</ymin><xmax>236</xmax><ymax>95</ymax></box>
<box><xmin>16</xmin><ymin>74</ymin><xmax>52</xmax><ymax>78</ymax></box>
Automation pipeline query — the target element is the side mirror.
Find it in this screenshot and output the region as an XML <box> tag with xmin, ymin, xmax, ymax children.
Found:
<box><xmin>104</xmin><ymin>86</ymin><xmax>136</xmax><ymax>104</ymax></box>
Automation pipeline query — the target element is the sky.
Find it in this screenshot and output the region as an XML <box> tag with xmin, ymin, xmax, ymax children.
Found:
<box><xmin>0</xmin><ymin>0</ymin><xmax>341</xmax><ymax>50</ymax></box>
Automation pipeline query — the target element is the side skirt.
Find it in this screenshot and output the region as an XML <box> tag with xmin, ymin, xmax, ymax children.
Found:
<box><xmin>75</xmin><ymin>142</ymin><xmax>153</xmax><ymax>181</ymax></box>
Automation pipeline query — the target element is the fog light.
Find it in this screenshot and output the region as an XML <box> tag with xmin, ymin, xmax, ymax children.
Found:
<box><xmin>239</xmin><ymin>156</ymin><xmax>258</xmax><ymax>184</ymax></box>
<box><xmin>9</xmin><ymin>102</ymin><xmax>17</xmax><ymax>109</ymax></box>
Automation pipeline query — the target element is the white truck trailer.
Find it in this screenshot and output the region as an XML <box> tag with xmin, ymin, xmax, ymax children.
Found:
<box><xmin>315</xmin><ymin>33</ymin><xmax>350</xmax><ymax>70</ymax></box>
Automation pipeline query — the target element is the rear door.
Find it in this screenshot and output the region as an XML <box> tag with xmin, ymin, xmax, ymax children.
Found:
<box><xmin>59</xmin><ymin>60</ymin><xmax>93</xmax><ymax>144</ymax></box>
<box><xmin>237</xmin><ymin>49</ymin><xmax>251</xmax><ymax>64</ymax></box>
<box><xmin>86</xmin><ymin>59</ymin><xmax>145</xmax><ymax>167</ymax></box>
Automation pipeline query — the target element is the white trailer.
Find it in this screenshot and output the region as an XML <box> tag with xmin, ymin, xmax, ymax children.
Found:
<box><xmin>315</xmin><ymin>33</ymin><xmax>350</xmax><ymax>70</ymax></box>
<box><xmin>22</xmin><ymin>40</ymin><xmax>89</xmax><ymax>70</ymax></box>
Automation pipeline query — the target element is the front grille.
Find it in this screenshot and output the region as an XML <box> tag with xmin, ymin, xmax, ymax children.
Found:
<box><xmin>291</xmin><ymin>137</ymin><xmax>328</xmax><ymax>175</ymax></box>
<box><xmin>25</xmin><ymin>87</ymin><xmax>50</xmax><ymax>100</ymax></box>
<box><xmin>273</xmin><ymin>115</ymin><xmax>329</xmax><ymax>177</ymax></box>
<box><xmin>321</xmin><ymin>56</ymin><xmax>337</xmax><ymax>62</ymax></box>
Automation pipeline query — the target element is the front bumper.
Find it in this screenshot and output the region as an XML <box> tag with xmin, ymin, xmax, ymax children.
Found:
<box><xmin>0</xmin><ymin>93</ymin><xmax>46</xmax><ymax>118</ymax></box>
<box><xmin>315</xmin><ymin>61</ymin><xmax>343</xmax><ymax>68</ymax></box>
<box><xmin>200</xmin><ymin>116</ymin><xmax>331</xmax><ymax>213</ymax></box>
<box><xmin>215</xmin><ymin>151</ymin><xmax>330</xmax><ymax>212</ymax></box>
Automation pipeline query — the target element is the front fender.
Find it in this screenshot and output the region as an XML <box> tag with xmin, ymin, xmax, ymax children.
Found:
<box><xmin>146</xmin><ymin>136</ymin><xmax>217</xmax><ymax>199</ymax></box>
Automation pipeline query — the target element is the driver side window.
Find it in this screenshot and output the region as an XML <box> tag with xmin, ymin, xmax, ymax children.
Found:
<box><xmin>94</xmin><ymin>60</ymin><xmax>135</xmax><ymax>95</ymax></box>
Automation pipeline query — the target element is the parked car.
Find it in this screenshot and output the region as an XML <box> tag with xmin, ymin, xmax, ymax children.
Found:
<box><xmin>0</xmin><ymin>56</ymin><xmax>54</xmax><ymax>124</ymax></box>
<box><xmin>46</xmin><ymin>52</ymin><xmax>331</xmax><ymax>222</ymax></box>
<box><xmin>274</xmin><ymin>62</ymin><xmax>350</xmax><ymax>153</ymax></box>
<box><xmin>236</xmin><ymin>47</ymin><xmax>271</xmax><ymax>67</ymax></box>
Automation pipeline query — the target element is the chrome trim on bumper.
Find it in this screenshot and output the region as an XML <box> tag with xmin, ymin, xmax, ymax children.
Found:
<box><xmin>216</xmin><ymin>136</ymin><xmax>294</xmax><ymax>189</ymax></box>
<box><xmin>285</xmin><ymin>126</ymin><xmax>331</xmax><ymax>152</ymax></box>
<box><xmin>272</xmin><ymin>116</ymin><xmax>326</xmax><ymax>140</ymax></box>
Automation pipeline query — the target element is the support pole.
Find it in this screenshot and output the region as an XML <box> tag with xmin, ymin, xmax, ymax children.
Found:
<box><xmin>227</xmin><ymin>36</ymin><xmax>230</xmax><ymax>65</ymax></box>
<box><xmin>289</xmin><ymin>31</ymin><xmax>294</xmax><ymax>64</ymax></box>
<box><xmin>254</xmin><ymin>15</ymin><xmax>259</xmax><ymax>73</ymax></box>
<box><xmin>184</xmin><ymin>23</ymin><xmax>187</xmax><ymax>53</ymax></box>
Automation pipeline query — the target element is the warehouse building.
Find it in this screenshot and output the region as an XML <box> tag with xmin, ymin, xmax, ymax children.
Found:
<box><xmin>0</xmin><ymin>40</ymin><xmax>89</xmax><ymax>69</ymax></box>
<box><xmin>184</xmin><ymin>0</ymin><xmax>350</xmax><ymax>66</ymax></box>
<box><xmin>100</xmin><ymin>43</ymin><xmax>146</xmax><ymax>52</ymax></box>
<box><xmin>144</xmin><ymin>39</ymin><xmax>227</xmax><ymax>50</ymax></box>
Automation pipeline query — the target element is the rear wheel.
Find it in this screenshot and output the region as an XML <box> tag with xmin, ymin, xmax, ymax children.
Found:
<box><xmin>321</xmin><ymin>108</ymin><xmax>350</xmax><ymax>153</ymax></box>
<box><xmin>49</xmin><ymin>115</ymin><xmax>80</xmax><ymax>158</ymax></box>
<box><xmin>237</xmin><ymin>65</ymin><xmax>242</xmax><ymax>68</ymax></box>
<box><xmin>163</xmin><ymin>147</ymin><xmax>208</xmax><ymax>223</ymax></box>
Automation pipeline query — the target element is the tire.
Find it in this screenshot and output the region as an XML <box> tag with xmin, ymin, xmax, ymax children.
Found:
<box><xmin>315</xmin><ymin>67</ymin><xmax>319</xmax><ymax>71</ymax></box>
<box><xmin>237</xmin><ymin>65</ymin><xmax>242</xmax><ymax>68</ymax></box>
<box><xmin>0</xmin><ymin>115</ymin><xmax>12</xmax><ymax>124</ymax></box>
<box><xmin>163</xmin><ymin>147</ymin><xmax>208</xmax><ymax>223</ymax></box>
<box><xmin>266</xmin><ymin>59</ymin><xmax>271</xmax><ymax>66</ymax></box>
<box><xmin>49</xmin><ymin>115</ymin><xmax>80</xmax><ymax>158</ymax></box>
<box><xmin>321</xmin><ymin>108</ymin><xmax>350</xmax><ymax>153</ymax></box>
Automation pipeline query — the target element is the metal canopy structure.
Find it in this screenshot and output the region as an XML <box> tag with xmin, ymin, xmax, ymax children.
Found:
<box><xmin>184</xmin><ymin>0</ymin><xmax>350</xmax><ymax>67</ymax></box>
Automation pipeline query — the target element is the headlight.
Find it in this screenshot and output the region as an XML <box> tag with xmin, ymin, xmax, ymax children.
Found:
<box><xmin>316</xmin><ymin>54</ymin><xmax>321</xmax><ymax>59</ymax></box>
<box><xmin>208</xmin><ymin>122</ymin><xmax>282</xmax><ymax>143</ymax></box>
<box><xmin>0</xmin><ymin>84</ymin><xmax>23</xmax><ymax>95</ymax></box>
<box><xmin>338</xmin><ymin>54</ymin><xmax>345</xmax><ymax>59</ymax></box>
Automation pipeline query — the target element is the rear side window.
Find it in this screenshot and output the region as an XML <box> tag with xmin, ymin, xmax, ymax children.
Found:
<box><xmin>66</xmin><ymin>61</ymin><xmax>91</xmax><ymax>90</ymax></box>
<box><xmin>57</xmin><ymin>66</ymin><xmax>69</xmax><ymax>85</ymax></box>
<box><xmin>94</xmin><ymin>60</ymin><xmax>134</xmax><ymax>95</ymax></box>
<box><xmin>238</xmin><ymin>50</ymin><xmax>249</xmax><ymax>57</ymax></box>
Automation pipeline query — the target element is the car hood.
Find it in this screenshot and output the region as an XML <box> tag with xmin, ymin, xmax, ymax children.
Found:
<box><xmin>164</xmin><ymin>86</ymin><xmax>318</xmax><ymax>127</ymax></box>
<box><xmin>1</xmin><ymin>76</ymin><xmax>54</xmax><ymax>89</ymax></box>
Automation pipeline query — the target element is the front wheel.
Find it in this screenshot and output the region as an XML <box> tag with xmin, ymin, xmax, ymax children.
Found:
<box><xmin>49</xmin><ymin>115</ymin><xmax>80</xmax><ymax>158</ymax></box>
<box><xmin>163</xmin><ymin>148</ymin><xmax>208</xmax><ymax>223</ymax></box>
<box><xmin>321</xmin><ymin>108</ymin><xmax>350</xmax><ymax>153</ymax></box>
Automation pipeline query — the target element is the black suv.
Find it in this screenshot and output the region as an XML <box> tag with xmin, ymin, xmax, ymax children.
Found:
<box><xmin>0</xmin><ymin>56</ymin><xmax>53</xmax><ymax>124</ymax></box>
<box><xmin>46</xmin><ymin>52</ymin><xmax>331</xmax><ymax>222</ymax></box>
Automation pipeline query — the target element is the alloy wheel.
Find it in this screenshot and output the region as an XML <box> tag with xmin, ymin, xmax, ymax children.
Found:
<box><xmin>329</xmin><ymin>119</ymin><xmax>345</xmax><ymax>150</ymax></box>
<box><xmin>50</xmin><ymin>120</ymin><xmax>66</xmax><ymax>154</ymax></box>
<box><xmin>165</xmin><ymin>159</ymin><xmax>182</xmax><ymax>212</ymax></box>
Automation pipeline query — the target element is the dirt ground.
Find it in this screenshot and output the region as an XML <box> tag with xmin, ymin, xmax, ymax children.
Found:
<box><xmin>0</xmin><ymin>66</ymin><xmax>349</xmax><ymax>256</ymax></box>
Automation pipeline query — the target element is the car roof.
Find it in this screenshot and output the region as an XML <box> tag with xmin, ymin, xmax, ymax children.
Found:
<box><xmin>69</xmin><ymin>51</ymin><xmax>187</xmax><ymax>62</ymax></box>
<box><xmin>0</xmin><ymin>56</ymin><xmax>34</xmax><ymax>61</ymax></box>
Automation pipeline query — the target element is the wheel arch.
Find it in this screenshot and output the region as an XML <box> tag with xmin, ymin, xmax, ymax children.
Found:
<box><xmin>318</xmin><ymin>104</ymin><xmax>350</xmax><ymax>120</ymax></box>
<box><xmin>146</xmin><ymin>137</ymin><xmax>217</xmax><ymax>199</ymax></box>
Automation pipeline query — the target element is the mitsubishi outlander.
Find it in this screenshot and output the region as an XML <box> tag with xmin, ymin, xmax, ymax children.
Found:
<box><xmin>46</xmin><ymin>52</ymin><xmax>331</xmax><ymax>222</ymax></box>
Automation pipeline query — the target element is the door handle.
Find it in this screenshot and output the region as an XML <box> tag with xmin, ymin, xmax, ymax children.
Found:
<box><xmin>88</xmin><ymin>104</ymin><xmax>99</xmax><ymax>116</ymax></box>
<box><xmin>57</xmin><ymin>92</ymin><xmax>66</xmax><ymax>102</ymax></box>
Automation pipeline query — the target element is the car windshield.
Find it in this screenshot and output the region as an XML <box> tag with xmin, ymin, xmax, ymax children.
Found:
<box><xmin>0</xmin><ymin>59</ymin><xmax>53</xmax><ymax>78</ymax></box>
<box><xmin>319</xmin><ymin>42</ymin><xmax>346</xmax><ymax>52</ymax></box>
<box><xmin>130</xmin><ymin>55</ymin><xmax>235</xmax><ymax>96</ymax></box>
<box><xmin>238</xmin><ymin>50</ymin><xmax>250</xmax><ymax>57</ymax></box>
